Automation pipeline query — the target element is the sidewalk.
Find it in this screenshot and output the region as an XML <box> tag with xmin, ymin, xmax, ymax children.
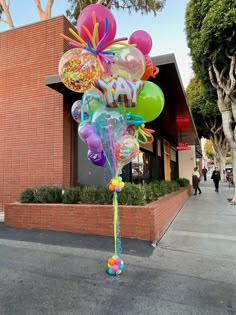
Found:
<box><xmin>151</xmin><ymin>178</ymin><xmax>236</xmax><ymax>284</ymax></box>
<box><xmin>0</xmin><ymin>179</ymin><xmax>236</xmax><ymax>314</ymax></box>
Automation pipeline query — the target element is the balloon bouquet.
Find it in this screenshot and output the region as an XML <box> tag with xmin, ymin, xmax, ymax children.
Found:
<box><xmin>58</xmin><ymin>4</ymin><xmax>165</xmax><ymax>276</ymax></box>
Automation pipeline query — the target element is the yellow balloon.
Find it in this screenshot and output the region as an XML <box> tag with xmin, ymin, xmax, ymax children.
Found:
<box><xmin>112</xmin><ymin>179</ymin><xmax>119</xmax><ymax>186</ymax></box>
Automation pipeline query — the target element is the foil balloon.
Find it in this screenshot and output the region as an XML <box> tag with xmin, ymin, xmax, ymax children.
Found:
<box><xmin>95</xmin><ymin>77</ymin><xmax>143</xmax><ymax>108</ymax></box>
<box><xmin>58</xmin><ymin>48</ymin><xmax>102</xmax><ymax>93</ymax></box>
<box><xmin>87</xmin><ymin>150</ymin><xmax>106</xmax><ymax>167</ymax></box>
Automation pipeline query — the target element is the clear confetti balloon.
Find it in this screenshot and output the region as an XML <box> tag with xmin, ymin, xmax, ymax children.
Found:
<box><xmin>108</xmin><ymin>46</ymin><xmax>146</xmax><ymax>81</ymax></box>
<box><xmin>58</xmin><ymin>48</ymin><xmax>102</xmax><ymax>93</ymax></box>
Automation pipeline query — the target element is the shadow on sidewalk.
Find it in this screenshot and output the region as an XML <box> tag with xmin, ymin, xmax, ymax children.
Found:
<box><xmin>0</xmin><ymin>223</ymin><xmax>155</xmax><ymax>257</ymax></box>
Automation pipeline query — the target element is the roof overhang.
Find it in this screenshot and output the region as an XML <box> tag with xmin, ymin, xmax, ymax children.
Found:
<box><xmin>150</xmin><ymin>54</ymin><xmax>200</xmax><ymax>146</ymax></box>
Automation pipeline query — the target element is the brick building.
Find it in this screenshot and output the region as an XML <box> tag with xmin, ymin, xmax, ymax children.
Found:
<box><xmin>0</xmin><ymin>16</ymin><xmax>75</xmax><ymax>209</ymax></box>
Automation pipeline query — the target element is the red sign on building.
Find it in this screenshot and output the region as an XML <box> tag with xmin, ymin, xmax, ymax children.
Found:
<box><xmin>176</xmin><ymin>142</ymin><xmax>191</xmax><ymax>150</ymax></box>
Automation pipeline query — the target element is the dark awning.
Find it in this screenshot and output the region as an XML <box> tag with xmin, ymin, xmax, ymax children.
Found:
<box><xmin>150</xmin><ymin>54</ymin><xmax>200</xmax><ymax>146</ymax></box>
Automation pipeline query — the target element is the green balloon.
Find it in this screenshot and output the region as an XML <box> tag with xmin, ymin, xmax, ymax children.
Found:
<box><xmin>125</xmin><ymin>81</ymin><xmax>165</xmax><ymax>122</ymax></box>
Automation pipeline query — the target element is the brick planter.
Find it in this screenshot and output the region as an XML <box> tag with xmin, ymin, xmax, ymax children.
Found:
<box><xmin>4</xmin><ymin>187</ymin><xmax>189</xmax><ymax>243</ymax></box>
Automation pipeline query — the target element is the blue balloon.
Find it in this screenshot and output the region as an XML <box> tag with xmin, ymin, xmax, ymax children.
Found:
<box><xmin>81</xmin><ymin>88</ymin><xmax>105</xmax><ymax>122</ymax></box>
<box><xmin>91</xmin><ymin>107</ymin><xmax>127</xmax><ymax>175</ymax></box>
<box><xmin>106</xmin><ymin>268</ymin><xmax>116</xmax><ymax>276</ymax></box>
<box><xmin>92</xmin><ymin>106</ymin><xmax>127</xmax><ymax>142</ymax></box>
<box><xmin>119</xmin><ymin>263</ymin><xmax>124</xmax><ymax>270</ymax></box>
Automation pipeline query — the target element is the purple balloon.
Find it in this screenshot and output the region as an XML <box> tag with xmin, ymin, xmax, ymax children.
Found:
<box><xmin>87</xmin><ymin>150</ymin><xmax>106</xmax><ymax>167</ymax></box>
<box><xmin>79</xmin><ymin>124</ymin><xmax>94</xmax><ymax>141</ymax></box>
<box><xmin>86</xmin><ymin>134</ymin><xmax>103</xmax><ymax>153</ymax></box>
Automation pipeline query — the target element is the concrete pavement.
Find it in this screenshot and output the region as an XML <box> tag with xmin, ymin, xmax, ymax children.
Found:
<box><xmin>0</xmin><ymin>179</ymin><xmax>236</xmax><ymax>314</ymax></box>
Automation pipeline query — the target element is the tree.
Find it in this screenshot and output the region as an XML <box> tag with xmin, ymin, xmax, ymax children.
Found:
<box><xmin>0</xmin><ymin>0</ymin><xmax>54</xmax><ymax>29</ymax></box>
<box><xmin>185</xmin><ymin>0</ymin><xmax>236</xmax><ymax>202</ymax></box>
<box><xmin>66</xmin><ymin>0</ymin><xmax>166</xmax><ymax>25</ymax></box>
<box><xmin>34</xmin><ymin>0</ymin><xmax>54</xmax><ymax>20</ymax></box>
<box><xmin>186</xmin><ymin>77</ymin><xmax>229</xmax><ymax>175</ymax></box>
<box><xmin>0</xmin><ymin>0</ymin><xmax>14</xmax><ymax>28</ymax></box>
<box><xmin>204</xmin><ymin>139</ymin><xmax>213</xmax><ymax>159</ymax></box>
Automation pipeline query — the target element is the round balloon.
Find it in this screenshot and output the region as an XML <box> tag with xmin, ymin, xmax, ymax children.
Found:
<box><xmin>115</xmin><ymin>135</ymin><xmax>139</xmax><ymax>166</ymax></box>
<box><xmin>82</xmin><ymin>88</ymin><xmax>104</xmax><ymax>117</ymax></box>
<box><xmin>71</xmin><ymin>101</ymin><xmax>81</xmax><ymax>123</ymax></box>
<box><xmin>86</xmin><ymin>134</ymin><xmax>103</xmax><ymax>153</ymax></box>
<box><xmin>58</xmin><ymin>48</ymin><xmax>102</xmax><ymax>93</ymax></box>
<box><xmin>78</xmin><ymin>123</ymin><xmax>95</xmax><ymax>142</ymax></box>
<box><xmin>124</xmin><ymin>82</ymin><xmax>164</xmax><ymax>122</ymax></box>
<box><xmin>109</xmin><ymin>46</ymin><xmax>145</xmax><ymax>81</ymax></box>
<box><xmin>128</xmin><ymin>30</ymin><xmax>152</xmax><ymax>55</ymax></box>
<box><xmin>92</xmin><ymin>107</ymin><xmax>127</xmax><ymax>142</ymax></box>
<box><xmin>76</xmin><ymin>4</ymin><xmax>116</xmax><ymax>46</ymax></box>
<box><xmin>71</xmin><ymin>100</ymin><xmax>90</xmax><ymax>123</ymax></box>
<box><xmin>87</xmin><ymin>150</ymin><xmax>106</xmax><ymax>166</ymax></box>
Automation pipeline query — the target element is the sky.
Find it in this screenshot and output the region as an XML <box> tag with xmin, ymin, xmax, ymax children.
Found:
<box><xmin>0</xmin><ymin>0</ymin><xmax>193</xmax><ymax>87</ymax></box>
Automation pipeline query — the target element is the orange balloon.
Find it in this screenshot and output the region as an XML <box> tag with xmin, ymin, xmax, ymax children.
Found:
<box><xmin>109</xmin><ymin>184</ymin><xmax>115</xmax><ymax>191</ymax></box>
<box><xmin>108</xmin><ymin>258</ymin><xmax>115</xmax><ymax>266</ymax></box>
<box><xmin>141</xmin><ymin>65</ymin><xmax>153</xmax><ymax>80</ymax></box>
<box><xmin>141</xmin><ymin>55</ymin><xmax>160</xmax><ymax>80</ymax></box>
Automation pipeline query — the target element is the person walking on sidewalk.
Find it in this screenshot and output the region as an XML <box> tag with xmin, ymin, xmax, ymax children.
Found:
<box><xmin>211</xmin><ymin>166</ymin><xmax>221</xmax><ymax>192</ymax></box>
<box><xmin>192</xmin><ymin>167</ymin><xmax>202</xmax><ymax>195</ymax></box>
<box><xmin>202</xmin><ymin>167</ymin><xmax>208</xmax><ymax>181</ymax></box>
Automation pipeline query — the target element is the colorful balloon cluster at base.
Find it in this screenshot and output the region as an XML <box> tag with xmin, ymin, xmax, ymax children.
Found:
<box><xmin>107</xmin><ymin>256</ymin><xmax>124</xmax><ymax>276</ymax></box>
<box><xmin>59</xmin><ymin>3</ymin><xmax>165</xmax><ymax>276</ymax></box>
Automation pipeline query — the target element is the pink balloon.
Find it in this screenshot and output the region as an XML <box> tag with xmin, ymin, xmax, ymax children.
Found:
<box><xmin>112</xmin><ymin>264</ymin><xmax>119</xmax><ymax>272</ymax></box>
<box><xmin>77</xmin><ymin>4</ymin><xmax>117</xmax><ymax>46</ymax></box>
<box><xmin>128</xmin><ymin>30</ymin><xmax>153</xmax><ymax>55</ymax></box>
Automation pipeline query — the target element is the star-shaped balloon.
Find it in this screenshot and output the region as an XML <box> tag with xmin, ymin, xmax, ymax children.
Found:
<box><xmin>95</xmin><ymin>77</ymin><xmax>143</xmax><ymax>108</ymax></box>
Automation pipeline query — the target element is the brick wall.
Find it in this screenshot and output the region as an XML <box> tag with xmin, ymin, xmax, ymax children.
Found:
<box><xmin>4</xmin><ymin>187</ymin><xmax>189</xmax><ymax>242</ymax></box>
<box><xmin>0</xmin><ymin>16</ymin><xmax>73</xmax><ymax>209</ymax></box>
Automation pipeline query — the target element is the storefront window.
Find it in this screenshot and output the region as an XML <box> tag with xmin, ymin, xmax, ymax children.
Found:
<box><xmin>131</xmin><ymin>151</ymin><xmax>151</xmax><ymax>184</ymax></box>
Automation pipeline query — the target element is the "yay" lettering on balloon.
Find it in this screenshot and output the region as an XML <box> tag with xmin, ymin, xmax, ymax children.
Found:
<box><xmin>95</xmin><ymin>77</ymin><xmax>143</xmax><ymax>108</ymax></box>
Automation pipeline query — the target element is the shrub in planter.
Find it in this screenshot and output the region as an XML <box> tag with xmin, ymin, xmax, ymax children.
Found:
<box><xmin>19</xmin><ymin>188</ymin><xmax>36</xmax><ymax>203</ymax></box>
<box><xmin>34</xmin><ymin>186</ymin><xmax>62</xmax><ymax>203</ymax></box>
<box><xmin>143</xmin><ymin>183</ymin><xmax>155</xmax><ymax>203</ymax></box>
<box><xmin>79</xmin><ymin>186</ymin><xmax>103</xmax><ymax>204</ymax></box>
<box><xmin>96</xmin><ymin>187</ymin><xmax>113</xmax><ymax>205</ymax></box>
<box><xmin>118</xmin><ymin>183</ymin><xmax>146</xmax><ymax>205</ymax></box>
<box><xmin>176</xmin><ymin>178</ymin><xmax>190</xmax><ymax>187</ymax></box>
<box><xmin>169</xmin><ymin>180</ymin><xmax>180</xmax><ymax>192</ymax></box>
<box><xmin>18</xmin><ymin>180</ymin><xmax>185</xmax><ymax>206</ymax></box>
<box><xmin>159</xmin><ymin>180</ymin><xmax>179</xmax><ymax>195</ymax></box>
<box><xmin>145</xmin><ymin>181</ymin><xmax>164</xmax><ymax>202</ymax></box>
<box><xmin>62</xmin><ymin>186</ymin><xmax>81</xmax><ymax>204</ymax></box>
